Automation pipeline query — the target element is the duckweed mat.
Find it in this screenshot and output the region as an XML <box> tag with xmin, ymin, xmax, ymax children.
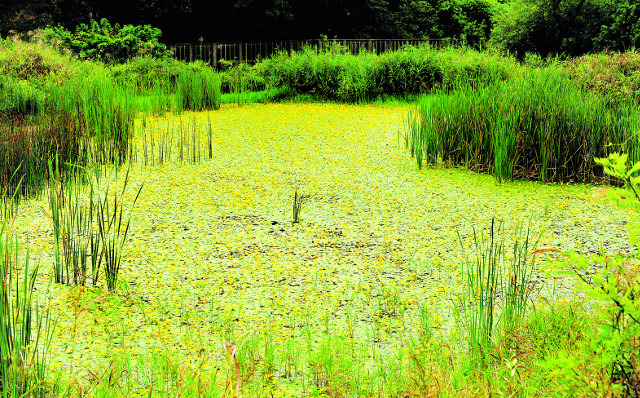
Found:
<box><xmin>13</xmin><ymin>103</ymin><xmax>632</xmax><ymax>396</ymax></box>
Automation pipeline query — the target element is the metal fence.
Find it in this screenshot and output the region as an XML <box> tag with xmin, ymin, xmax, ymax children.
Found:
<box><xmin>168</xmin><ymin>38</ymin><xmax>445</xmax><ymax>67</ymax></box>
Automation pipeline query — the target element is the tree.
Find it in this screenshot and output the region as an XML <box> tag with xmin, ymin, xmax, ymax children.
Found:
<box><xmin>595</xmin><ymin>1</ymin><xmax>640</xmax><ymax>51</ymax></box>
<box><xmin>491</xmin><ymin>0</ymin><xmax>618</xmax><ymax>57</ymax></box>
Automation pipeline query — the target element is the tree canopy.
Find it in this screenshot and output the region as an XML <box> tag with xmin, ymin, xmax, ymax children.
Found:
<box><xmin>1</xmin><ymin>0</ymin><xmax>637</xmax><ymax>56</ymax></box>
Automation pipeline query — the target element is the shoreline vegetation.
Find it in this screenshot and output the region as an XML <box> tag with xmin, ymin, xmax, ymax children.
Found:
<box><xmin>1</xmin><ymin>35</ymin><xmax>640</xmax><ymax>396</ymax></box>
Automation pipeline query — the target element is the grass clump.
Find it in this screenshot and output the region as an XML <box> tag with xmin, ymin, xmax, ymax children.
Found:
<box><xmin>405</xmin><ymin>68</ymin><xmax>640</xmax><ymax>183</ymax></box>
<box><xmin>457</xmin><ymin>218</ymin><xmax>540</xmax><ymax>367</ymax></box>
<box><xmin>176</xmin><ymin>62</ymin><xmax>221</xmax><ymax>112</ymax></box>
<box><xmin>292</xmin><ymin>189</ymin><xmax>304</xmax><ymax>223</ymax></box>
<box><xmin>112</xmin><ymin>57</ymin><xmax>222</xmax><ymax>113</ymax></box>
<box><xmin>46</xmin><ymin>160</ymin><xmax>142</xmax><ymax>290</ymax></box>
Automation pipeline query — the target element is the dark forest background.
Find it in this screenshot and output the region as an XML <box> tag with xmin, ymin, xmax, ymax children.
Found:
<box><xmin>0</xmin><ymin>0</ymin><xmax>638</xmax><ymax>56</ymax></box>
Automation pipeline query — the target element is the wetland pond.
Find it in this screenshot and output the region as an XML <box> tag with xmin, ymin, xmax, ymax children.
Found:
<box><xmin>14</xmin><ymin>103</ymin><xmax>632</xmax><ymax>395</ymax></box>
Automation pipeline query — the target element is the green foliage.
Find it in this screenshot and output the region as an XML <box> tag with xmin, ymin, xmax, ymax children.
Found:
<box><xmin>556</xmin><ymin>152</ymin><xmax>640</xmax><ymax>395</ymax></box>
<box><xmin>1</xmin><ymin>187</ymin><xmax>55</xmax><ymax>397</ymax></box>
<box><xmin>414</xmin><ymin>0</ymin><xmax>495</xmax><ymax>46</ymax></box>
<box><xmin>259</xmin><ymin>44</ymin><xmax>517</xmax><ymax>103</ymax></box>
<box><xmin>566</xmin><ymin>51</ymin><xmax>640</xmax><ymax>107</ymax></box>
<box><xmin>176</xmin><ymin>62</ymin><xmax>221</xmax><ymax>112</ymax></box>
<box><xmin>594</xmin><ymin>1</ymin><xmax>640</xmax><ymax>51</ymax></box>
<box><xmin>490</xmin><ymin>0</ymin><xmax>636</xmax><ymax>57</ymax></box>
<box><xmin>405</xmin><ymin>68</ymin><xmax>640</xmax><ymax>183</ymax></box>
<box><xmin>44</xmin><ymin>18</ymin><xmax>169</xmax><ymax>63</ymax></box>
<box><xmin>230</xmin><ymin>0</ymin><xmax>494</xmax><ymax>43</ymax></box>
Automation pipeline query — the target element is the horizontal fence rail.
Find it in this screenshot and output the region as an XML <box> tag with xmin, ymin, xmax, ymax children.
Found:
<box><xmin>168</xmin><ymin>39</ymin><xmax>445</xmax><ymax>67</ymax></box>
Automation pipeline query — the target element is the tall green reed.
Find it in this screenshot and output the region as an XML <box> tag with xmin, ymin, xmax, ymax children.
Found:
<box><xmin>406</xmin><ymin>68</ymin><xmax>640</xmax><ymax>183</ymax></box>
<box><xmin>99</xmin><ymin>166</ymin><xmax>143</xmax><ymax>291</ymax></box>
<box><xmin>1</xmin><ymin>183</ymin><xmax>55</xmax><ymax>397</ymax></box>
<box><xmin>139</xmin><ymin>117</ymin><xmax>213</xmax><ymax>166</ymax></box>
<box><xmin>47</xmin><ymin>157</ymin><xmax>142</xmax><ymax>290</ymax></box>
<box><xmin>292</xmin><ymin>189</ymin><xmax>304</xmax><ymax>224</ymax></box>
<box><xmin>229</xmin><ymin>66</ymin><xmax>251</xmax><ymax>106</ymax></box>
<box><xmin>176</xmin><ymin>66</ymin><xmax>222</xmax><ymax>112</ymax></box>
<box><xmin>457</xmin><ymin>218</ymin><xmax>540</xmax><ymax>366</ymax></box>
<box><xmin>46</xmin><ymin>71</ymin><xmax>136</xmax><ymax>165</ymax></box>
<box><xmin>1</xmin><ymin>70</ymin><xmax>136</xmax><ymax>203</ymax></box>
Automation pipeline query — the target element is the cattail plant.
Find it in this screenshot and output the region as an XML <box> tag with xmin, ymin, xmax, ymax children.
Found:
<box><xmin>292</xmin><ymin>189</ymin><xmax>304</xmax><ymax>224</ymax></box>
<box><xmin>457</xmin><ymin>217</ymin><xmax>540</xmax><ymax>366</ymax></box>
<box><xmin>176</xmin><ymin>66</ymin><xmax>222</xmax><ymax>112</ymax></box>
<box><xmin>405</xmin><ymin>68</ymin><xmax>640</xmax><ymax>183</ymax></box>
<box><xmin>46</xmin><ymin>157</ymin><xmax>142</xmax><ymax>290</ymax></box>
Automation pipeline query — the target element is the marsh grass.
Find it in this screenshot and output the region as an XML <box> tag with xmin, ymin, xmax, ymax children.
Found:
<box><xmin>176</xmin><ymin>66</ymin><xmax>222</xmax><ymax>112</ymax></box>
<box><xmin>138</xmin><ymin>117</ymin><xmax>209</xmax><ymax>166</ymax></box>
<box><xmin>457</xmin><ymin>218</ymin><xmax>540</xmax><ymax>366</ymax></box>
<box><xmin>406</xmin><ymin>68</ymin><xmax>640</xmax><ymax>183</ymax></box>
<box><xmin>1</xmin><ymin>70</ymin><xmax>136</xmax><ymax>204</ymax></box>
<box><xmin>47</xmin><ymin>160</ymin><xmax>98</xmax><ymax>286</ymax></box>
<box><xmin>0</xmin><ymin>184</ymin><xmax>55</xmax><ymax>397</ymax></box>
<box><xmin>97</xmin><ymin>166</ymin><xmax>142</xmax><ymax>291</ymax></box>
<box><xmin>228</xmin><ymin>67</ymin><xmax>250</xmax><ymax>106</ymax></box>
<box><xmin>259</xmin><ymin>44</ymin><xmax>518</xmax><ymax>103</ymax></box>
<box><xmin>46</xmin><ymin>158</ymin><xmax>142</xmax><ymax>290</ymax></box>
<box><xmin>50</xmin><ymin>73</ymin><xmax>136</xmax><ymax>165</ymax></box>
<box><xmin>0</xmin><ymin>112</ymin><xmax>86</xmax><ymax>201</ymax></box>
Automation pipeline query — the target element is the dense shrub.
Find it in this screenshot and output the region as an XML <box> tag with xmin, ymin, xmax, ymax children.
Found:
<box><xmin>491</xmin><ymin>0</ymin><xmax>639</xmax><ymax>57</ymax></box>
<box><xmin>258</xmin><ymin>44</ymin><xmax>518</xmax><ymax>102</ymax></box>
<box><xmin>110</xmin><ymin>56</ymin><xmax>185</xmax><ymax>93</ymax></box>
<box><xmin>565</xmin><ymin>51</ymin><xmax>640</xmax><ymax>107</ymax></box>
<box><xmin>44</xmin><ymin>18</ymin><xmax>169</xmax><ymax>63</ymax></box>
